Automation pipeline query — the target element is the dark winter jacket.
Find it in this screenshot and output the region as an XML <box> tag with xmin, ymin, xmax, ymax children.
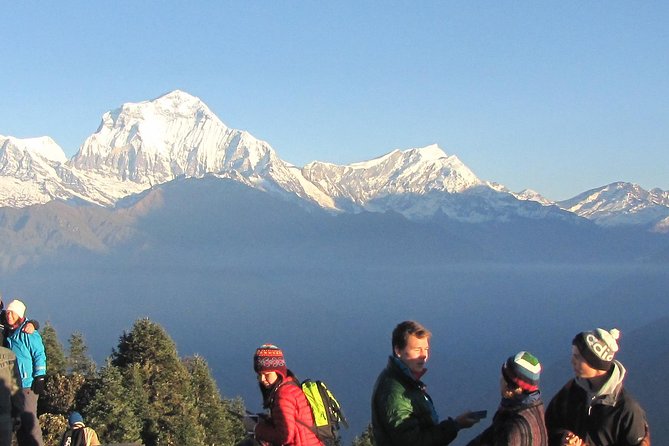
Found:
<box><xmin>0</xmin><ymin>346</ymin><xmax>23</xmax><ymax>421</ymax></box>
<box><xmin>466</xmin><ymin>392</ymin><xmax>548</xmax><ymax>446</ymax></box>
<box><xmin>545</xmin><ymin>362</ymin><xmax>648</xmax><ymax>446</ymax></box>
<box><xmin>371</xmin><ymin>356</ymin><xmax>460</xmax><ymax>446</ymax></box>
<box><xmin>254</xmin><ymin>371</ymin><xmax>323</xmax><ymax>446</ymax></box>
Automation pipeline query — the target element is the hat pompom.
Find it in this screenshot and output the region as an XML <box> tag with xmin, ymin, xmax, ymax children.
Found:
<box><xmin>594</xmin><ymin>328</ymin><xmax>620</xmax><ymax>353</ymax></box>
<box><xmin>609</xmin><ymin>328</ymin><xmax>620</xmax><ymax>341</ymax></box>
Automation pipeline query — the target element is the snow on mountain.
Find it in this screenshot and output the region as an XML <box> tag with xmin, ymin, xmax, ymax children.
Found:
<box><xmin>0</xmin><ymin>135</ymin><xmax>68</xmax><ymax>164</ymax></box>
<box><xmin>0</xmin><ymin>135</ymin><xmax>75</xmax><ymax>207</ymax></box>
<box><xmin>62</xmin><ymin>91</ymin><xmax>495</xmax><ymax>216</ymax></box>
<box><xmin>512</xmin><ymin>189</ymin><xmax>555</xmax><ymax>206</ymax></box>
<box><xmin>301</xmin><ymin>144</ymin><xmax>483</xmax><ymax>211</ymax></box>
<box><xmin>1</xmin><ymin>90</ymin><xmax>666</xmax><ymax>229</ymax></box>
<box><xmin>299</xmin><ymin>146</ymin><xmax>579</xmax><ymax>222</ymax></box>
<box><xmin>654</xmin><ymin>216</ymin><xmax>669</xmax><ymax>234</ymax></box>
<box><xmin>558</xmin><ymin>182</ymin><xmax>669</xmax><ymax>227</ymax></box>
<box><xmin>68</xmin><ymin>90</ymin><xmax>334</xmax><ymax>208</ymax></box>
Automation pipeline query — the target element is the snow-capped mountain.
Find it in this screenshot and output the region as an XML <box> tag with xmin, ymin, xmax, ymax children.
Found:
<box><xmin>558</xmin><ymin>182</ymin><xmax>669</xmax><ymax>230</ymax></box>
<box><xmin>0</xmin><ymin>135</ymin><xmax>73</xmax><ymax>207</ymax></box>
<box><xmin>512</xmin><ymin>189</ymin><xmax>555</xmax><ymax>206</ymax></box>
<box><xmin>0</xmin><ymin>90</ymin><xmax>666</xmax><ymax>228</ymax></box>
<box><xmin>301</xmin><ymin>144</ymin><xmax>483</xmax><ymax>211</ymax></box>
<box><xmin>68</xmin><ymin>90</ymin><xmax>335</xmax><ymax>208</ymax></box>
<box><xmin>0</xmin><ymin>91</ymin><xmax>513</xmax><ymax>220</ymax></box>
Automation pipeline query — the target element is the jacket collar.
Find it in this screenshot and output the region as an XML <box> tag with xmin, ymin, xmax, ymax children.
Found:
<box><xmin>500</xmin><ymin>390</ymin><xmax>543</xmax><ymax>410</ymax></box>
<box><xmin>388</xmin><ymin>356</ymin><xmax>427</xmax><ymax>387</ymax></box>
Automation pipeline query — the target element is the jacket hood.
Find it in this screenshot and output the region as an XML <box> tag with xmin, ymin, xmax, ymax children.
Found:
<box><xmin>575</xmin><ymin>360</ymin><xmax>626</xmax><ymax>407</ymax></box>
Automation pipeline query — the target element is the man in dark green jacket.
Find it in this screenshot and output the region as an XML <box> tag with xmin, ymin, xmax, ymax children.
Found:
<box><xmin>371</xmin><ymin>320</ymin><xmax>480</xmax><ymax>446</ymax></box>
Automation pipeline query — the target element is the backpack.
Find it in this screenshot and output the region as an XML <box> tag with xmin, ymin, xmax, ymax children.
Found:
<box><xmin>298</xmin><ymin>379</ymin><xmax>348</xmax><ymax>443</ymax></box>
<box><xmin>59</xmin><ymin>427</ymin><xmax>85</xmax><ymax>446</ymax></box>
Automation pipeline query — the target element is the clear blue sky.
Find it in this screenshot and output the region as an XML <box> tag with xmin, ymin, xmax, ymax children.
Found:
<box><xmin>2</xmin><ymin>1</ymin><xmax>667</xmax><ymax>200</ymax></box>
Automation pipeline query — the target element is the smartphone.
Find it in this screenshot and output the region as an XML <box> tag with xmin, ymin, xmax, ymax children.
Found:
<box><xmin>470</xmin><ymin>410</ymin><xmax>487</xmax><ymax>419</ymax></box>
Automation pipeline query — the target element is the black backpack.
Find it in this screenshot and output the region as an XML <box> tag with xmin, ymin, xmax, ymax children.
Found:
<box><xmin>59</xmin><ymin>427</ymin><xmax>85</xmax><ymax>446</ymax></box>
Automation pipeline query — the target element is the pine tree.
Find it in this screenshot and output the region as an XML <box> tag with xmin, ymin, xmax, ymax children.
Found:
<box><xmin>38</xmin><ymin>413</ymin><xmax>68</xmax><ymax>446</ymax></box>
<box><xmin>351</xmin><ymin>424</ymin><xmax>374</xmax><ymax>446</ymax></box>
<box><xmin>184</xmin><ymin>354</ymin><xmax>246</xmax><ymax>446</ymax></box>
<box><xmin>112</xmin><ymin>318</ymin><xmax>206</xmax><ymax>446</ymax></box>
<box><xmin>67</xmin><ymin>331</ymin><xmax>97</xmax><ymax>377</ymax></box>
<box><xmin>38</xmin><ymin>371</ymin><xmax>87</xmax><ymax>415</ymax></box>
<box><xmin>38</xmin><ymin>322</ymin><xmax>81</xmax><ymax>416</ymax></box>
<box><xmin>41</xmin><ymin>322</ymin><xmax>66</xmax><ymax>375</ymax></box>
<box><xmin>84</xmin><ymin>360</ymin><xmax>143</xmax><ymax>444</ymax></box>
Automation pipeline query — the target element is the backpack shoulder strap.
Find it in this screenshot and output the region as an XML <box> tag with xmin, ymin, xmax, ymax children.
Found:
<box><xmin>59</xmin><ymin>428</ymin><xmax>85</xmax><ymax>446</ymax></box>
<box><xmin>72</xmin><ymin>427</ymin><xmax>86</xmax><ymax>446</ymax></box>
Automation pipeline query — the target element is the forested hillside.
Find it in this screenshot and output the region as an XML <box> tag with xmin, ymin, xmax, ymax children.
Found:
<box><xmin>37</xmin><ymin>318</ymin><xmax>373</xmax><ymax>446</ymax></box>
<box><xmin>38</xmin><ymin>319</ymin><xmax>248</xmax><ymax>446</ymax></box>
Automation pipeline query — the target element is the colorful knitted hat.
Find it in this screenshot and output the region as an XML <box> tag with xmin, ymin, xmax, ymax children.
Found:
<box><xmin>572</xmin><ymin>328</ymin><xmax>620</xmax><ymax>371</ymax></box>
<box><xmin>502</xmin><ymin>351</ymin><xmax>541</xmax><ymax>392</ymax></box>
<box><xmin>254</xmin><ymin>344</ymin><xmax>287</xmax><ymax>376</ymax></box>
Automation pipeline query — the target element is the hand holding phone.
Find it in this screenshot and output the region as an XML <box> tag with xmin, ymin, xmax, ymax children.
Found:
<box><xmin>470</xmin><ymin>410</ymin><xmax>487</xmax><ymax>419</ymax></box>
<box><xmin>243</xmin><ymin>414</ymin><xmax>259</xmax><ymax>433</ymax></box>
<box><xmin>455</xmin><ymin>410</ymin><xmax>486</xmax><ymax>429</ymax></box>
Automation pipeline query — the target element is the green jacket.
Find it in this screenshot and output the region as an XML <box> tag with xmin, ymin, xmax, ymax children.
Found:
<box><xmin>371</xmin><ymin>356</ymin><xmax>459</xmax><ymax>446</ymax></box>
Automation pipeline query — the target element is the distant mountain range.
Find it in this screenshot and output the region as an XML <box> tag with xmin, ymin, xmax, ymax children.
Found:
<box><xmin>2</xmin><ymin>90</ymin><xmax>668</xmax><ymax>231</ymax></box>
<box><xmin>2</xmin><ymin>91</ymin><xmax>667</xmax><ymax>445</ymax></box>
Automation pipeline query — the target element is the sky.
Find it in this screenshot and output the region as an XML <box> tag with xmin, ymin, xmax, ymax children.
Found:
<box><xmin>1</xmin><ymin>1</ymin><xmax>667</xmax><ymax>201</ymax></box>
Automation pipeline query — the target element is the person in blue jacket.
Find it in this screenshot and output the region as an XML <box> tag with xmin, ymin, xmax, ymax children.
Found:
<box><xmin>5</xmin><ymin>299</ymin><xmax>46</xmax><ymax>446</ymax></box>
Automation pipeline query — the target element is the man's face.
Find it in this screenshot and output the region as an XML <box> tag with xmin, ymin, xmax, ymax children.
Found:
<box><xmin>395</xmin><ymin>334</ymin><xmax>429</xmax><ymax>374</ymax></box>
<box><xmin>571</xmin><ymin>345</ymin><xmax>601</xmax><ymax>379</ymax></box>
<box><xmin>6</xmin><ymin>310</ymin><xmax>18</xmax><ymax>326</ymax></box>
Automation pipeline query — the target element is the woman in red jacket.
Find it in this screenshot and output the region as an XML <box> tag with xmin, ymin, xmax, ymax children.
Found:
<box><xmin>243</xmin><ymin>344</ymin><xmax>323</xmax><ymax>446</ymax></box>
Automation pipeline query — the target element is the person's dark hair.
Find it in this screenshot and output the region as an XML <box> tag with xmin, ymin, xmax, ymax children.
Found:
<box><xmin>392</xmin><ymin>320</ymin><xmax>431</xmax><ymax>352</ymax></box>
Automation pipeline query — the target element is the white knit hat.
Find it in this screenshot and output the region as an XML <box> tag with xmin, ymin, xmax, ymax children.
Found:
<box><xmin>6</xmin><ymin>299</ymin><xmax>26</xmax><ymax>319</ymax></box>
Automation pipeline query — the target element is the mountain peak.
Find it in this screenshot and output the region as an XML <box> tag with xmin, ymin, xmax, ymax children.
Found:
<box><xmin>408</xmin><ymin>143</ymin><xmax>447</xmax><ymax>160</ymax></box>
<box><xmin>70</xmin><ymin>90</ymin><xmax>232</xmax><ymax>180</ymax></box>
<box><xmin>150</xmin><ymin>90</ymin><xmax>210</xmax><ymax>113</ymax></box>
<box><xmin>558</xmin><ymin>182</ymin><xmax>669</xmax><ymax>226</ymax></box>
<box><xmin>155</xmin><ymin>89</ymin><xmax>196</xmax><ymax>101</ymax></box>
<box><xmin>513</xmin><ymin>189</ymin><xmax>555</xmax><ymax>206</ymax></box>
<box><xmin>0</xmin><ymin>135</ymin><xmax>67</xmax><ymax>163</ymax></box>
<box><xmin>112</xmin><ymin>89</ymin><xmax>217</xmax><ymax>124</ymax></box>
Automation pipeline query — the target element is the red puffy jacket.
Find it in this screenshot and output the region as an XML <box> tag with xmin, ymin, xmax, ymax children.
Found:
<box><xmin>255</xmin><ymin>375</ymin><xmax>323</xmax><ymax>446</ymax></box>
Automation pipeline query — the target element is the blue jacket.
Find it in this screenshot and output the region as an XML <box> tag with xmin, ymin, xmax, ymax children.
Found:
<box><xmin>5</xmin><ymin>320</ymin><xmax>47</xmax><ymax>389</ymax></box>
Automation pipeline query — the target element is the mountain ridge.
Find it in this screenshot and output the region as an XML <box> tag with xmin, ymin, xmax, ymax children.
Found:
<box><xmin>1</xmin><ymin>90</ymin><xmax>668</xmax><ymax>229</ymax></box>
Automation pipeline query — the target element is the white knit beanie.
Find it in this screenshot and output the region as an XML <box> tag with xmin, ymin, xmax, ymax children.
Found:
<box><xmin>6</xmin><ymin>299</ymin><xmax>26</xmax><ymax>319</ymax></box>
